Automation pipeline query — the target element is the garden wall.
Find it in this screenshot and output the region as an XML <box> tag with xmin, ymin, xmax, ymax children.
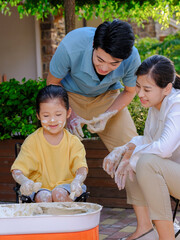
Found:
<box><xmin>0</xmin><ymin>139</ymin><xmax>24</xmax><ymax>202</ymax></box>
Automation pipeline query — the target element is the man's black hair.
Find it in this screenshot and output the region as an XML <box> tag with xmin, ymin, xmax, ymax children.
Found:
<box><xmin>93</xmin><ymin>19</ymin><xmax>135</xmax><ymax>60</ymax></box>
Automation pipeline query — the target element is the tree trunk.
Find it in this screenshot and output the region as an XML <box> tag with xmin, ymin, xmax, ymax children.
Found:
<box><xmin>64</xmin><ymin>0</ymin><xmax>75</xmax><ymax>34</ymax></box>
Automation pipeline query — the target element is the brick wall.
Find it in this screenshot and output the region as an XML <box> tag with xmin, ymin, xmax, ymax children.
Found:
<box><xmin>130</xmin><ymin>19</ymin><xmax>156</xmax><ymax>38</ymax></box>
<box><xmin>40</xmin><ymin>15</ymin><xmax>65</xmax><ymax>79</ymax></box>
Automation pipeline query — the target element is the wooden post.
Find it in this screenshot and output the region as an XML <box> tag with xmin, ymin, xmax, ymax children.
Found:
<box><xmin>3</xmin><ymin>74</ymin><xmax>7</xmax><ymax>82</ymax></box>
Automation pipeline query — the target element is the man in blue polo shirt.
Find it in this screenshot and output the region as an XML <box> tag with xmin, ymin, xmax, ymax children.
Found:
<box><xmin>47</xmin><ymin>19</ymin><xmax>141</xmax><ymax>152</ymax></box>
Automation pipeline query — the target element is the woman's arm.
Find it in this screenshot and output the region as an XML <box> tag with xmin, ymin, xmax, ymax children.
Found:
<box><xmin>133</xmin><ymin>105</ymin><xmax>180</xmax><ymax>159</ymax></box>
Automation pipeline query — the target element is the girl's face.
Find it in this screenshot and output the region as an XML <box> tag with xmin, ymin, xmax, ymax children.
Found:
<box><xmin>37</xmin><ymin>98</ymin><xmax>71</xmax><ymax>135</ymax></box>
<box><xmin>136</xmin><ymin>74</ymin><xmax>172</xmax><ymax>110</ymax></box>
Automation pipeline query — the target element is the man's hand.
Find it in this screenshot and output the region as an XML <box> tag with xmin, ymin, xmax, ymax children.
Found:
<box><xmin>87</xmin><ymin>110</ymin><xmax>118</xmax><ymax>133</ymax></box>
<box><xmin>103</xmin><ymin>145</ymin><xmax>128</xmax><ymax>178</ymax></box>
<box><xmin>67</xmin><ymin>111</ymin><xmax>89</xmax><ymax>140</ymax></box>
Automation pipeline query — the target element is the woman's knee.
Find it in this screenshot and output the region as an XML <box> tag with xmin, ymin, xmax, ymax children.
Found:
<box><xmin>136</xmin><ymin>154</ymin><xmax>156</xmax><ymax>179</ymax></box>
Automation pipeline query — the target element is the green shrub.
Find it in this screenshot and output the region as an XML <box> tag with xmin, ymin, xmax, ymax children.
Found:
<box><xmin>135</xmin><ymin>31</ymin><xmax>180</xmax><ymax>74</ymax></box>
<box><xmin>128</xmin><ymin>95</ymin><xmax>148</xmax><ymax>136</ymax></box>
<box><xmin>0</xmin><ymin>78</ymin><xmax>46</xmax><ymax>140</ymax></box>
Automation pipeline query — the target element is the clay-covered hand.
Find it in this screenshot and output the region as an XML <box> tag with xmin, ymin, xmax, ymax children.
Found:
<box><xmin>20</xmin><ymin>180</ymin><xmax>42</xmax><ymax>196</ymax></box>
<box><xmin>70</xmin><ymin>179</ymin><xmax>83</xmax><ymax>198</ymax></box>
<box><xmin>67</xmin><ymin>113</ymin><xmax>88</xmax><ymax>140</ymax></box>
<box><xmin>69</xmin><ymin>167</ymin><xmax>88</xmax><ymax>200</ymax></box>
<box><xmin>87</xmin><ymin>110</ymin><xmax>118</xmax><ymax>133</ymax></box>
<box><xmin>12</xmin><ymin>170</ymin><xmax>42</xmax><ymax>196</ymax></box>
<box><xmin>103</xmin><ymin>145</ymin><xmax>128</xmax><ymax>178</ymax></box>
<box><xmin>114</xmin><ymin>160</ymin><xmax>135</xmax><ymax>190</ymax></box>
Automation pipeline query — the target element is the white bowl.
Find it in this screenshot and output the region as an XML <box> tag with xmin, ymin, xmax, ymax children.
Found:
<box><xmin>0</xmin><ymin>202</ymin><xmax>102</xmax><ymax>235</ymax></box>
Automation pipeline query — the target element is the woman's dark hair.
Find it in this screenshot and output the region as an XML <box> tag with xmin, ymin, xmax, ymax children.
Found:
<box><xmin>135</xmin><ymin>55</ymin><xmax>180</xmax><ymax>89</ymax></box>
<box><xmin>93</xmin><ymin>19</ymin><xmax>135</xmax><ymax>60</ymax></box>
<box><xmin>36</xmin><ymin>85</ymin><xmax>69</xmax><ymax>114</ymax></box>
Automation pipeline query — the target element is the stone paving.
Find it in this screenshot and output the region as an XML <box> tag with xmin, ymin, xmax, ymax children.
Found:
<box><xmin>99</xmin><ymin>207</ymin><xmax>180</xmax><ymax>240</ymax></box>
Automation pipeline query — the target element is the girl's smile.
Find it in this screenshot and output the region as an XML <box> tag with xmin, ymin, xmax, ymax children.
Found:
<box><xmin>37</xmin><ymin>98</ymin><xmax>71</xmax><ymax>136</ymax></box>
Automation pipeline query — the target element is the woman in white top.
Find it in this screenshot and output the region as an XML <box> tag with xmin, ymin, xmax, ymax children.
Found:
<box><xmin>103</xmin><ymin>55</ymin><xmax>180</xmax><ymax>240</ymax></box>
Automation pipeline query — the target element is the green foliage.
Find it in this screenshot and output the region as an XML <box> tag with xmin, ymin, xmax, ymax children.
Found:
<box><xmin>0</xmin><ymin>0</ymin><xmax>180</xmax><ymax>28</ymax></box>
<box><xmin>0</xmin><ymin>78</ymin><xmax>46</xmax><ymax>140</ymax></box>
<box><xmin>76</xmin><ymin>0</ymin><xmax>180</xmax><ymax>29</ymax></box>
<box><xmin>135</xmin><ymin>31</ymin><xmax>180</xmax><ymax>74</ymax></box>
<box><xmin>128</xmin><ymin>95</ymin><xmax>148</xmax><ymax>136</ymax></box>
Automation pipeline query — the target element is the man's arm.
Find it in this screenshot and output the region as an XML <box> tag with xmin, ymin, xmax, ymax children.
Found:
<box><xmin>106</xmin><ymin>86</ymin><xmax>136</xmax><ymax>112</ymax></box>
<box><xmin>47</xmin><ymin>72</ymin><xmax>63</xmax><ymax>86</ymax></box>
<box><xmin>86</xmin><ymin>86</ymin><xmax>136</xmax><ymax>133</ymax></box>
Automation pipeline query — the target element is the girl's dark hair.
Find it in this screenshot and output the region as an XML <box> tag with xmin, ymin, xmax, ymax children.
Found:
<box><xmin>36</xmin><ymin>85</ymin><xmax>69</xmax><ymax>114</ymax></box>
<box><xmin>135</xmin><ymin>55</ymin><xmax>180</xmax><ymax>89</ymax></box>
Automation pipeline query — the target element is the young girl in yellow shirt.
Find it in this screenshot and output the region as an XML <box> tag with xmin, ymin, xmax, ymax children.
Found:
<box><xmin>11</xmin><ymin>85</ymin><xmax>88</xmax><ymax>202</ymax></box>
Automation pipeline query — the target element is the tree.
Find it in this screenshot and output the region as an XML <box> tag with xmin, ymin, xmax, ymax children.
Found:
<box><xmin>0</xmin><ymin>0</ymin><xmax>180</xmax><ymax>32</ymax></box>
<box><xmin>64</xmin><ymin>0</ymin><xmax>75</xmax><ymax>34</ymax></box>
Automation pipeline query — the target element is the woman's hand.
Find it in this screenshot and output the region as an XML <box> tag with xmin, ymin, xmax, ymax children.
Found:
<box><xmin>115</xmin><ymin>160</ymin><xmax>134</xmax><ymax>190</ymax></box>
<box><xmin>103</xmin><ymin>145</ymin><xmax>128</xmax><ymax>178</ymax></box>
<box><xmin>114</xmin><ymin>143</ymin><xmax>136</xmax><ymax>190</ymax></box>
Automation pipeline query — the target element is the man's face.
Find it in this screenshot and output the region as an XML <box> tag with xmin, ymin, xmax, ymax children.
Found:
<box><xmin>92</xmin><ymin>48</ymin><xmax>122</xmax><ymax>75</ymax></box>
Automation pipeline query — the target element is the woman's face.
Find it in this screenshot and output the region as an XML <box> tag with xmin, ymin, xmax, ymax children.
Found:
<box><xmin>37</xmin><ymin>98</ymin><xmax>71</xmax><ymax>135</ymax></box>
<box><xmin>92</xmin><ymin>48</ymin><xmax>122</xmax><ymax>75</ymax></box>
<box><xmin>136</xmin><ymin>74</ymin><xmax>170</xmax><ymax>110</ymax></box>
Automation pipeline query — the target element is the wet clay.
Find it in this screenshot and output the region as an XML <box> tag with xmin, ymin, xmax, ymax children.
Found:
<box><xmin>0</xmin><ymin>202</ymin><xmax>101</xmax><ymax>218</ymax></box>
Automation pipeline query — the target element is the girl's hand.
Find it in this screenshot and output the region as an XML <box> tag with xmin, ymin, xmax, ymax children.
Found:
<box><xmin>20</xmin><ymin>180</ymin><xmax>42</xmax><ymax>196</ymax></box>
<box><xmin>20</xmin><ymin>179</ymin><xmax>35</xmax><ymax>196</ymax></box>
<box><xmin>103</xmin><ymin>145</ymin><xmax>128</xmax><ymax>178</ymax></box>
<box><xmin>12</xmin><ymin>169</ymin><xmax>42</xmax><ymax>195</ymax></box>
<box><xmin>69</xmin><ymin>167</ymin><xmax>87</xmax><ymax>200</ymax></box>
<box><xmin>70</xmin><ymin>179</ymin><xmax>82</xmax><ymax>199</ymax></box>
